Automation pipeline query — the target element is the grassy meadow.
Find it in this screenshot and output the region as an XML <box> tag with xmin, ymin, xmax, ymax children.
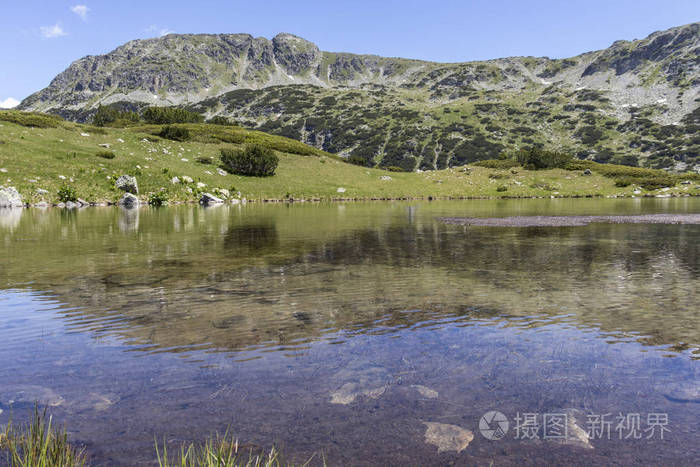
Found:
<box><xmin>0</xmin><ymin>110</ymin><xmax>698</xmax><ymax>205</ymax></box>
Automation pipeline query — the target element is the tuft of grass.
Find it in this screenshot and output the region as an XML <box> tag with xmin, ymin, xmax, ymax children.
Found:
<box><xmin>155</xmin><ymin>432</ymin><xmax>319</xmax><ymax>467</ymax></box>
<box><xmin>1</xmin><ymin>406</ymin><xmax>86</xmax><ymax>467</ymax></box>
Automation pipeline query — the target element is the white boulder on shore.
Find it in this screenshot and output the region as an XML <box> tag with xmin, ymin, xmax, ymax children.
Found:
<box><xmin>0</xmin><ymin>186</ymin><xmax>23</xmax><ymax>207</ymax></box>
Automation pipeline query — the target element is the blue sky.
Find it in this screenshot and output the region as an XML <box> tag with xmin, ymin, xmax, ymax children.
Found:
<box><xmin>1</xmin><ymin>0</ymin><xmax>698</xmax><ymax>107</ymax></box>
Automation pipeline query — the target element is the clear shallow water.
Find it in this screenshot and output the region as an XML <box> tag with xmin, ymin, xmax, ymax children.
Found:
<box><xmin>0</xmin><ymin>199</ymin><xmax>698</xmax><ymax>466</ymax></box>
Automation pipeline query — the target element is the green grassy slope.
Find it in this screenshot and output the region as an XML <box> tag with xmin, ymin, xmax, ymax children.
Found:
<box><xmin>0</xmin><ymin>111</ymin><xmax>698</xmax><ymax>205</ymax></box>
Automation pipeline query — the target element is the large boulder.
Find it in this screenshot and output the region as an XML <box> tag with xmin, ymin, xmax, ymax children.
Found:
<box><xmin>115</xmin><ymin>175</ymin><xmax>138</xmax><ymax>194</ymax></box>
<box><xmin>200</xmin><ymin>193</ymin><xmax>224</xmax><ymax>205</ymax></box>
<box><xmin>0</xmin><ymin>186</ymin><xmax>23</xmax><ymax>207</ymax></box>
<box><xmin>118</xmin><ymin>193</ymin><xmax>140</xmax><ymax>208</ymax></box>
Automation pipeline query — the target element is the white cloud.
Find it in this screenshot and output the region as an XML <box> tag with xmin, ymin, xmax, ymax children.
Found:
<box><xmin>0</xmin><ymin>97</ymin><xmax>20</xmax><ymax>109</ymax></box>
<box><xmin>71</xmin><ymin>5</ymin><xmax>90</xmax><ymax>21</ymax></box>
<box><xmin>40</xmin><ymin>23</ymin><xmax>67</xmax><ymax>39</ymax></box>
<box><xmin>145</xmin><ymin>25</ymin><xmax>174</xmax><ymax>37</ymax></box>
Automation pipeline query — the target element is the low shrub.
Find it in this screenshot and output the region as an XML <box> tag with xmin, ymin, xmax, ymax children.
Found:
<box><xmin>196</xmin><ymin>156</ymin><xmax>214</xmax><ymax>165</ymax></box>
<box><xmin>96</xmin><ymin>151</ymin><xmax>115</xmax><ymax>159</ymax></box>
<box><xmin>148</xmin><ymin>191</ymin><xmax>169</xmax><ymax>206</ymax></box>
<box><xmin>383</xmin><ymin>166</ymin><xmax>406</xmax><ymax>172</ymax></box>
<box><xmin>516</xmin><ymin>147</ymin><xmax>572</xmax><ymax>170</ymax></box>
<box><xmin>159</xmin><ymin>125</ymin><xmax>190</xmax><ymax>142</ymax></box>
<box><xmin>0</xmin><ymin>110</ymin><xmax>63</xmax><ymax>128</ymax></box>
<box><xmin>206</xmin><ymin>116</ymin><xmax>234</xmax><ymax>125</ymax></box>
<box><xmin>142</xmin><ymin>107</ymin><xmax>204</xmax><ymax>124</ymax></box>
<box><xmin>57</xmin><ymin>185</ymin><xmax>78</xmax><ymax>202</ymax></box>
<box><xmin>496</xmin><ymin>185</ymin><xmax>508</xmax><ymax>192</ymax></box>
<box><xmin>220</xmin><ymin>144</ymin><xmax>279</xmax><ymax>177</ymax></box>
<box><xmin>472</xmin><ymin>159</ymin><xmax>521</xmax><ymax>169</ymax></box>
<box><xmin>92</xmin><ymin>105</ymin><xmax>140</xmax><ymax>126</ymax></box>
<box><xmin>614</xmin><ymin>176</ymin><xmax>676</xmax><ymax>190</ymax></box>
<box><xmin>489</xmin><ymin>173</ymin><xmax>509</xmax><ymax>179</ymax></box>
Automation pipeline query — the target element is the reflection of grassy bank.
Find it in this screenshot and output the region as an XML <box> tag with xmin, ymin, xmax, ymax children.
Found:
<box><xmin>2</xmin><ymin>409</ymin><xmax>313</xmax><ymax>467</ymax></box>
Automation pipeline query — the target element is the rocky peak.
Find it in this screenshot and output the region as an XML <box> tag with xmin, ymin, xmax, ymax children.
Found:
<box><xmin>272</xmin><ymin>33</ymin><xmax>321</xmax><ymax>75</ymax></box>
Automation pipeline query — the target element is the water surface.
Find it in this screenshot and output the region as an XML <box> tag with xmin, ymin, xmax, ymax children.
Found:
<box><xmin>0</xmin><ymin>199</ymin><xmax>698</xmax><ymax>465</ymax></box>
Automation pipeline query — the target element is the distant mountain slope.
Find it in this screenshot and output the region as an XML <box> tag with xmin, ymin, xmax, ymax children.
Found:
<box><xmin>19</xmin><ymin>23</ymin><xmax>700</xmax><ymax>171</ymax></box>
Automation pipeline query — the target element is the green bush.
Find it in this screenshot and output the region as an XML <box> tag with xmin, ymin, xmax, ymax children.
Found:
<box><xmin>220</xmin><ymin>144</ymin><xmax>279</xmax><ymax>177</ymax></box>
<box><xmin>383</xmin><ymin>166</ymin><xmax>406</xmax><ymax>172</ymax></box>
<box><xmin>489</xmin><ymin>173</ymin><xmax>509</xmax><ymax>179</ymax></box>
<box><xmin>92</xmin><ymin>105</ymin><xmax>139</xmax><ymax>126</ymax></box>
<box><xmin>159</xmin><ymin>125</ymin><xmax>190</xmax><ymax>141</ymax></box>
<box><xmin>57</xmin><ymin>186</ymin><xmax>77</xmax><ymax>202</ymax></box>
<box><xmin>96</xmin><ymin>151</ymin><xmax>115</xmax><ymax>159</ymax></box>
<box><xmin>142</xmin><ymin>107</ymin><xmax>204</xmax><ymax>124</ymax></box>
<box><xmin>516</xmin><ymin>147</ymin><xmax>572</xmax><ymax>170</ymax></box>
<box><xmin>472</xmin><ymin>159</ymin><xmax>521</xmax><ymax>169</ymax></box>
<box><xmin>496</xmin><ymin>185</ymin><xmax>508</xmax><ymax>192</ymax></box>
<box><xmin>0</xmin><ymin>110</ymin><xmax>63</xmax><ymax>128</ymax></box>
<box><xmin>347</xmin><ymin>154</ymin><xmax>370</xmax><ymax>167</ymax></box>
<box><xmin>206</xmin><ymin>116</ymin><xmax>233</xmax><ymax>125</ymax></box>
<box><xmin>614</xmin><ymin>176</ymin><xmax>676</xmax><ymax>190</ymax></box>
<box><xmin>148</xmin><ymin>191</ymin><xmax>169</xmax><ymax>206</ymax></box>
<box><xmin>196</xmin><ymin>156</ymin><xmax>214</xmax><ymax>165</ymax></box>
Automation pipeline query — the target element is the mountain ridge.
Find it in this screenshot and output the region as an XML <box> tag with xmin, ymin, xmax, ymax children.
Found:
<box><xmin>19</xmin><ymin>23</ymin><xmax>700</xmax><ymax>172</ymax></box>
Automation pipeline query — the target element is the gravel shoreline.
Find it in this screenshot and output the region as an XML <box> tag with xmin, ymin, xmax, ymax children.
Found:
<box><xmin>438</xmin><ymin>214</ymin><xmax>700</xmax><ymax>227</ymax></box>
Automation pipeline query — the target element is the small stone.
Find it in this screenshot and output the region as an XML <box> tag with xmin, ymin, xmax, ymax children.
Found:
<box><xmin>117</xmin><ymin>138</ymin><xmax>125</xmax><ymax>143</ymax></box>
<box><xmin>583</xmin><ymin>169</ymin><xmax>592</xmax><ymax>176</ymax></box>
<box><xmin>379</xmin><ymin>175</ymin><xmax>392</xmax><ymax>181</ymax></box>
<box><xmin>200</xmin><ymin>193</ymin><xmax>224</xmax><ymax>205</ymax></box>
<box><xmin>77</xmin><ymin>198</ymin><xmax>89</xmax><ymax>206</ymax></box>
<box><xmin>80</xmin><ymin>133</ymin><xmax>90</xmax><ymax>137</ymax></box>
<box><xmin>118</xmin><ymin>193</ymin><xmax>139</xmax><ymax>207</ymax></box>
<box><xmin>337</xmin><ymin>187</ymin><xmax>346</xmax><ymax>193</ymax></box>
<box><xmin>181</xmin><ymin>158</ymin><xmax>189</xmax><ymax>162</ymax></box>
<box><xmin>115</xmin><ymin>175</ymin><xmax>138</xmax><ymax>194</ymax></box>
<box><xmin>64</xmin><ymin>201</ymin><xmax>77</xmax><ymax>209</ymax></box>
<box><xmin>423</xmin><ymin>422</ymin><xmax>473</xmax><ymax>453</ymax></box>
<box><xmin>98</xmin><ymin>143</ymin><xmax>111</xmax><ymax>148</ymax></box>
<box><xmin>182</xmin><ymin>175</ymin><xmax>193</xmax><ymax>184</ymax></box>
<box><xmin>58</xmin><ymin>175</ymin><xmax>66</xmax><ymax>180</ymax></box>
<box><xmin>196</xmin><ymin>182</ymin><xmax>207</xmax><ymax>189</ymax></box>
<box><xmin>217</xmin><ymin>168</ymin><xmax>228</xmax><ymax>176</ymax></box>
<box><xmin>0</xmin><ymin>168</ymin><xmax>7</xmax><ymax>173</ymax></box>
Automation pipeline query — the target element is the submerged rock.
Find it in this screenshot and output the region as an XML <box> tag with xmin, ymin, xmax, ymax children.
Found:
<box><xmin>330</xmin><ymin>382</ymin><xmax>387</xmax><ymax>405</ymax></box>
<box><xmin>546</xmin><ymin>408</ymin><xmax>594</xmax><ymax>450</ymax></box>
<box><xmin>0</xmin><ymin>385</ymin><xmax>64</xmax><ymax>408</ymax></box>
<box><xmin>661</xmin><ymin>381</ymin><xmax>700</xmax><ymax>403</ymax></box>
<box><xmin>0</xmin><ymin>186</ymin><xmax>23</xmax><ymax>207</ymax></box>
<box><xmin>329</xmin><ymin>365</ymin><xmax>391</xmax><ymax>405</ymax></box>
<box><xmin>115</xmin><ymin>174</ymin><xmax>138</xmax><ymax>194</ymax></box>
<box><xmin>411</xmin><ymin>385</ymin><xmax>439</xmax><ymax>399</ymax></box>
<box><xmin>422</xmin><ymin>422</ymin><xmax>473</xmax><ymax>453</ymax></box>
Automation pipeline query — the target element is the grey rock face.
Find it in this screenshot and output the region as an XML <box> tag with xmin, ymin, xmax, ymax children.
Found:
<box><xmin>118</xmin><ymin>192</ymin><xmax>140</xmax><ymax>207</ymax></box>
<box><xmin>115</xmin><ymin>175</ymin><xmax>138</xmax><ymax>194</ymax></box>
<box><xmin>199</xmin><ymin>192</ymin><xmax>224</xmax><ymax>205</ymax></box>
<box><xmin>0</xmin><ymin>186</ymin><xmax>23</xmax><ymax>207</ymax></box>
